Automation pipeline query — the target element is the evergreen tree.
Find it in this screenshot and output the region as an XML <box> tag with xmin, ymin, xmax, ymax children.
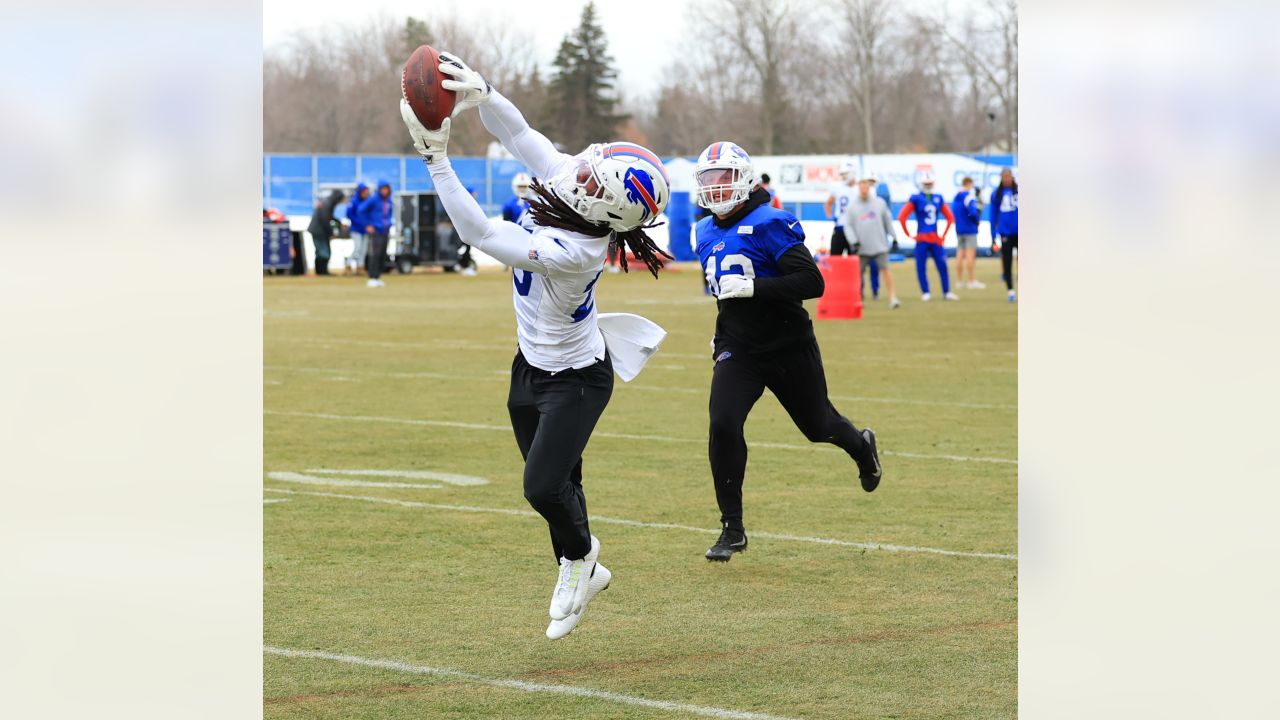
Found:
<box><xmin>546</xmin><ymin>2</ymin><xmax>628</xmax><ymax>150</ymax></box>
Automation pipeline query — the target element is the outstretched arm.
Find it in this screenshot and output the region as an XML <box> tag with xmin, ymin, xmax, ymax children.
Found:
<box><xmin>428</xmin><ymin>158</ymin><xmax>544</xmax><ymax>272</ymax></box>
<box><xmin>478</xmin><ymin>90</ymin><xmax>572</xmax><ymax>180</ymax></box>
<box><xmin>436</xmin><ymin>52</ymin><xmax>572</xmax><ymax>180</ymax></box>
<box><xmin>400</xmin><ymin>97</ymin><xmax>543</xmax><ymax>272</ymax></box>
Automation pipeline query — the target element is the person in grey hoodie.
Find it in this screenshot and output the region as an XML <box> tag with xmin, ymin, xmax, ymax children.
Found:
<box><xmin>840</xmin><ymin>173</ymin><xmax>900</xmax><ymax>309</ymax></box>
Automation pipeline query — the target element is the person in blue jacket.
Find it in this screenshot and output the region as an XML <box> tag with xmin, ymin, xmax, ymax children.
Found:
<box><xmin>951</xmin><ymin>177</ymin><xmax>984</xmax><ymax>289</ymax></box>
<box><xmin>344</xmin><ymin>182</ymin><xmax>370</xmax><ymax>274</ymax></box>
<box><xmin>990</xmin><ymin>168</ymin><xmax>1019</xmax><ymax>302</ymax></box>
<box><xmin>358</xmin><ymin>180</ymin><xmax>395</xmax><ymax>287</ymax></box>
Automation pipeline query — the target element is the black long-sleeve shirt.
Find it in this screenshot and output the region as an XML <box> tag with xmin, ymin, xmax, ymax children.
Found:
<box><xmin>711</xmin><ymin>189</ymin><xmax>823</xmax><ymax>357</ymax></box>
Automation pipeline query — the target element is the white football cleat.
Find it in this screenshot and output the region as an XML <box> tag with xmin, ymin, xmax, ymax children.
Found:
<box><xmin>549</xmin><ymin>535</ymin><xmax>600</xmax><ymax>620</ymax></box>
<box><xmin>921</xmin><ymin>293</ymin><xmax>932</xmax><ymax>302</ymax></box>
<box><xmin>546</xmin><ymin>561</ymin><xmax>611</xmax><ymax>640</ymax></box>
<box><xmin>607</xmin><ymin>265</ymin><xmax>621</xmax><ymax>274</ymax></box>
<box><xmin>969</xmin><ymin>280</ymin><xmax>986</xmax><ymax>289</ymax></box>
<box><xmin>944</xmin><ymin>291</ymin><xmax>960</xmax><ymax>300</ymax></box>
<box><xmin>1008</xmin><ymin>290</ymin><xmax>1017</xmax><ymax>302</ymax></box>
<box><xmin>461</xmin><ymin>266</ymin><xmax>477</xmax><ymax>276</ymax></box>
<box><xmin>890</xmin><ymin>296</ymin><xmax>902</xmax><ymax>309</ymax></box>
<box><xmin>367</xmin><ymin>279</ymin><xmax>385</xmax><ymax>288</ymax></box>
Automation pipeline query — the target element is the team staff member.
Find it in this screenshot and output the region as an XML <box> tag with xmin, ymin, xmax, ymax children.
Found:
<box><xmin>951</xmin><ymin>177</ymin><xmax>984</xmax><ymax>289</ymax></box>
<box><xmin>693</xmin><ymin>141</ymin><xmax>882</xmax><ymax>563</ymax></box>
<box><xmin>401</xmin><ymin>51</ymin><xmax>671</xmax><ymax>639</ymax></box>
<box><xmin>306</xmin><ymin>188</ymin><xmax>345</xmax><ymax>276</ymax></box>
<box><xmin>898</xmin><ymin>169</ymin><xmax>958</xmax><ymax>301</ymax></box>
<box><xmin>991</xmin><ymin>168</ymin><xmax>1019</xmax><ymax>302</ymax></box>
<box><xmin>358</xmin><ymin>180</ymin><xmax>395</xmax><ymax>287</ymax></box>
<box><xmin>345</xmin><ymin>182</ymin><xmax>370</xmax><ymax>273</ymax></box>
<box><xmin>841</xmin><ymin>173</ymin><xmax>900</xmax><ymax>309</ymax></box>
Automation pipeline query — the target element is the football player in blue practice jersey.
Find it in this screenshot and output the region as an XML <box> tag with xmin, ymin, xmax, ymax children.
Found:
<box><xmin>693</xmin><ymin>141</ymin><xmax>883</xmax><ymax>562</ymax></box>
<box><xmin>401</xmin><ymin>51</ymin><xmax>672</xmax><ymax>639</ymax></box>
<box><xmin>502</xmin><ymin>172</ymin><xmax>532</xmax><ymax>226</ymax></box>
<box><xmin>990</xmin><ymin>168</ymin><xmax>1019</xmax><ymax>302</ymax></box>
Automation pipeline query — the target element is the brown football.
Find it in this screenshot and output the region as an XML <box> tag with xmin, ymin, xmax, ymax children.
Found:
<box><xmin>401</xmin><ymin>45</ymin><xmax>456</xmax><ymax>130</ymax></box>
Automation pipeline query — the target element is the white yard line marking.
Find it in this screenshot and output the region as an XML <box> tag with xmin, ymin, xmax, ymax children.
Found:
<box><xmin>262</xmin><ymin>487</ymin><xmax>1017</xmax><ymax>561</ymax></box>
<box><xmin>264</xmin><ymin>365</ymin><xmax>1015</xmax><ymax>412</ymax></box>
<box><xmin>265</xmin><ymin>410</ymin><xmax>1017</xmax><ymax>465</ymax></box>
<box><xmin>264</xmin><ymin>645</ymin><xmax>799</xmax><ymax>720</ymax></box>
<box><xmin>263</xmin><ymin>498</ymin><xmax>290</xmax><ymax>504</ymax></box>
<box><xmin>266</xmin><ymin>471</ymin><xmax>444</xmax><ymax>490</ymax></box>
<box><xmin>303</xmin><ymin>468</ymin><xmax>489</xmax><ymax>486</ymax></box>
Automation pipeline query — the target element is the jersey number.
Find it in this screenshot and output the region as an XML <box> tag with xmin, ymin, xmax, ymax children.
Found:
<box><xmin>513</xmin><ymin>269</ymin><xmax>533</xmax><ymax>296</ymax></box>
<box><xmin>922</xmin><ymin>204</ymin><xmax>937</xmax><ymax>225</ymax></box>
<box><xmin>570</xmin><ymin>271</ymin><xmax>602</xmax><ymax>323</ymax></box>
<box><xmin>704</xmin><ymin>254</ymin><xmax>756</xmax><ymax>296</ymax></box>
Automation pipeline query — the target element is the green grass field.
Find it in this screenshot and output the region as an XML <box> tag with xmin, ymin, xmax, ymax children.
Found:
<box><xmin>264</xmin><ymin>258</ymin><xmax>1017</xmax><ymax>719</ymax></box>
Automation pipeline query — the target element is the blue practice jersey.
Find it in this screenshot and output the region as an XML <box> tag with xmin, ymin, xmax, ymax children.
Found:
<box><xmin>695</xmin><ymin>204</ymin><xmax>805</xmax><ymax>293</ymax></box>
<box><xmin>502</xmin><ymin>197</ymin><xmax>530</xmax><ymax>225</ymax></box>
<box><xmin>951</xmin><ymin>190</ymin><xmax>981</xmax><ymax>235</ymax></box>
<box><xmin>905</xmin><ymin>192</ymin><xmax>946</xmax><ymax>235</ymax></box>
<box><xmin>991</xmin><ymin>185</ymin><xmax>1019</xmax><ymax>236</ymax></box>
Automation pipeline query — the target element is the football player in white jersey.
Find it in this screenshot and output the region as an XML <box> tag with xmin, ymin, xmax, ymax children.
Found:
<box><xmin>824</xmin><ymin>161</ymin><xmax>860</xmax><ymax>256</ymax></box>
<box><xmin>399</xmin><ymin>52</ymin><xmax>670</xmax><ymax>640</ymax></box>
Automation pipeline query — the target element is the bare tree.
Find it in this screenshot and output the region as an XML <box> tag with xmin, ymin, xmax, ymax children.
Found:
<box><xmin>264</xmin><ymin>14</ymin><xmax>540</xmax><ymax>155</ymax></box>
<box><xmin>689</xmin><ymin>0</ymin><xmax>810</xmax><ymax>155</ymax></box>
<box><xmin>920</xmin><ymin>0</ymin><xmax>1018</xmax><ymax>152</ymax></box>
<box><xmin>830</xmin><ymin>0</ymin><xmax>893</xmax><ymax>152</ymax></box>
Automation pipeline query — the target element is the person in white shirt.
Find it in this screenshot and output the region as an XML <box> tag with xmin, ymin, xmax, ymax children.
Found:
<box><xmin>399</xmin><ymin>51</ymin><xmax>671</xmax><ymax>641</ymax></box>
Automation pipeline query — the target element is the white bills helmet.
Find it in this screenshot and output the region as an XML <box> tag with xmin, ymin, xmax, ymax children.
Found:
<box><xmin>511</xmin><ymin>172</ymin><xmax>532</xmax><ymax>199</ymax></box>
<box><xmin>694</xmin><ymin>141</ymin><xmax>756</xmax><ymax>215</ymax></box>
<box><xmin>839</xmin><ymin>160</ymin><xmax>859</xmax><ymax>182</ymax></box>
<box><xmin>550</xmin><ymin>142</ymin><xmax>670</xmax><ymax>232</ymax></box>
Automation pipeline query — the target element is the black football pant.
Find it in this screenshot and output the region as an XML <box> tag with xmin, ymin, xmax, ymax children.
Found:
<box><xmin>829</xmin><ymin>227</ymin><xmax>853</xmax><ymax>256</ymax></box>
<box><xmin>508</xmin><ymin>351</ymin><xmax>613</xmax><ymax>562</ymax></box>
<box><xmin>368</xmin><ymin>232</ymin><xmax>389</xmax><ymax>280</ymax></box>
<box><xmin>708</xmin><ymin>341</ymin><xmax>866</xmax><ymax>529</ymax></box>
<box><xmin>1001</xmin><ymin>234</ymin><xmax>1019</xmax><ymax>289</ymax></box>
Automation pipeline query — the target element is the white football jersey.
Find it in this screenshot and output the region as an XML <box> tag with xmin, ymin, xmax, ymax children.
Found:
<box><xmin>508</xmin><ymin>223</ymin><xmax>610</xmax><ymax>372</ymax></box>
<box><xmin>831</xmin><ymin>185</ymin><xmax>859</xmax><ymax>228</ymax></box>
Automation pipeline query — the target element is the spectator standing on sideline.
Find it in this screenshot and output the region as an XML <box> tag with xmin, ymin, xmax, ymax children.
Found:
<box><xmin>306</xmin><ymin>189</ymin><xmax>345</xmax><ymax>276</ymax></box>
<box><xmin>951</xmin><ymin>177</ymin><xmax>984</xmax><ymax>289</ymax></box>
<box><xmin>841</xmin><ymin>173</ymin><xmax>900</xmax><ymax>309</ymax></box>
<box><xmin>345</xmin><ymin>182</ymin><xmax>370</xmax><ymax>274</ymax></box>
<box><xmin>759</xmin><ymin>173</ymin><xmax>783</xmax><ymax>209</ymax></box>
<box><xmin>359</xmin><ymin>180</ymin><xmax>394</xmax><ymax>288</ymax></box>
<box><xmin>990</xmin><ymin>168</ymin><xmax>1019</xmax><ymax>302</ymax></box>
<box><xmin>898</xmin><ymin>169</ymin><xmax>957</xmax><ymax>301</ymax></box>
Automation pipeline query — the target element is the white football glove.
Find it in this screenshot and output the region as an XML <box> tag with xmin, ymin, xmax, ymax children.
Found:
<box><xmin>438</xmin><ymin>52</ymin><xmax>491</xmax><ymax>116</ymax></box>
<box><xmin>717</xmin><ymin>275</ymin><xmax>754</xmax><ymax>299</ymax></box>
<box><xmin>400</xmin><ymin>98</ymin><xmax>450</xmax><ymax>163</ymax></box>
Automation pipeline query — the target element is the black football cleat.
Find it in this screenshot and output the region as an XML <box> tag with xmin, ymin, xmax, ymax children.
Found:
<box><xmin>705</xmin><ymin>527</ymin><xmax>748</xmax><ymax>562</ymax></box>
<box><xmin>856</xmin><ymin>428</ymin><xmax>882</xmax><ymax>492</ymax></box>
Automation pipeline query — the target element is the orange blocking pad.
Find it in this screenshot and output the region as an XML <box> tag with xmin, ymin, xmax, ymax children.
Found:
<box><xmin>816</xmin><ymin>254</ymin><xmax>863</xmax><ymax>320</ymax></box>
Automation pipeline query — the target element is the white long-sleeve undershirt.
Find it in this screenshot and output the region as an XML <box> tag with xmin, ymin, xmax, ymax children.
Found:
<box><xmin>478</xmin><ymin>90</ymin><xmax>573</xmax><ymax>182</ymax></box>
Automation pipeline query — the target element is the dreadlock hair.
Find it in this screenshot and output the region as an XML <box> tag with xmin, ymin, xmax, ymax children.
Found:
<box><xmin>527</xmin><ymin>178</ymin><xmax>673</xmax><ymax>279</ymax></box>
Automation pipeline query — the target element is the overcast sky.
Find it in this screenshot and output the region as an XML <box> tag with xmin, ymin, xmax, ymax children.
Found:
<box><xmin>265</xmin><ymin>0</ymin><xmax>690</xmax><ymax>100</ymax></box>
<box><xmin>264</xmin><ymin>0</ymin><xmax>976</xmax><ymax>100</ymax></box>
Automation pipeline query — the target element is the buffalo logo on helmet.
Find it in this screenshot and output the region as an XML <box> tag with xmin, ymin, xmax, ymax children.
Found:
<box><xmin>623</xmin><ymin>167</ymin><xmax>660</xmax><ymax>222</ymax></box>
